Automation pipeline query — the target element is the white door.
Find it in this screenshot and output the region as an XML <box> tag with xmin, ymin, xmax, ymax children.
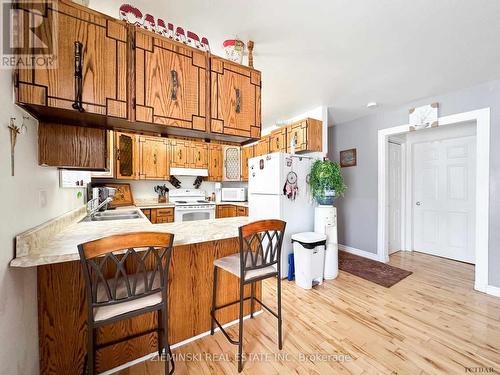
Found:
<box><xmin>388</xmin><ymin>143</ymin><xmax>402</xmax><ymax>254</ymax></box>
<box><xmin>412</xmin><ymin>136</ymin><xmax>476</xmax><ymax>263</ymax></box>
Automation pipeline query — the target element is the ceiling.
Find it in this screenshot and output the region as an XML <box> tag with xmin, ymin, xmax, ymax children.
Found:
<box><xmin>91</xmin><ymin>0</ymin><xmax>500</xmax><ymax>127</ymax></box>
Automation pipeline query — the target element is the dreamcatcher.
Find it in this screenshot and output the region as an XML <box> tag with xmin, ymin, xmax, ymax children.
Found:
<box><xmin>283</xmin><ymin>170</ymin><xmax>298</xmax><ymax>200</ymax></box>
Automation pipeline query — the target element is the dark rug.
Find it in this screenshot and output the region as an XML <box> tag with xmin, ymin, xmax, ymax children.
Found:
<box><xmin>338</xmin><ymin>251</ymin><xmax>412</xmax><ymax>288</ymax></box>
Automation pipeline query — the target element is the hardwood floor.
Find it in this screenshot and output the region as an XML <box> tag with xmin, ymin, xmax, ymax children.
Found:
<box><xmin>117</xmin><ymin>251</ymin><xmax>500</xmax><ymax>374</ymax></box>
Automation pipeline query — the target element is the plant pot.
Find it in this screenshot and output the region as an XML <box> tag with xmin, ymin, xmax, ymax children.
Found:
<box><xmin>158</xmin><ymin>195</ymin><xmax>167</xmax><ymax>204</ymax></box>
<box><xmin>316</xmin><ymin>190</ymin><xmax>336</xmax><ymax>205</ymax></box>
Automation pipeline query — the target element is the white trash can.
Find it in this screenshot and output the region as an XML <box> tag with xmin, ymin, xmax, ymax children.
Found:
<box><xmin>292</xmin><ymin>232</ymin><xmax>327</xmax><ymax>289</ymax></box>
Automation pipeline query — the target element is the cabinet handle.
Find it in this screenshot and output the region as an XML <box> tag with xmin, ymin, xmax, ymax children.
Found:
<box><xmin>72</xmin><ymin>41</ymin><xmax>84</xmax><ymax>112</ymax></box>
<box><xmin>198</xmin><ymin>151</ymin><xmax>201</xmax><ymax>161</ymax></box>
<box><xmin>153</xmin><ymin>153</ymin><xmax>157</xmax><ymax>164</ymax></box>
<box><xmin>235</xmin><ymin>88</ymin><xmax>241</xmax><ymax>113</ymax></box>
<box><xmin>276</xmin><ymin>138</ymin><xmax>280</xmax><ymax>149</ymax></box>
<box><xmin>171</xmin><ymin>70</ymin><xmax>178</xmax><ymax>100</ymax></box>
<box><xmin>116</xmin><ymin>149</ymin><xmax>121</xmax><ymax>160</ymax></box>
<box><xmin>179</xmin><ymin>149</ymin><xmax>182</xmax><ymax>159</ymax></box>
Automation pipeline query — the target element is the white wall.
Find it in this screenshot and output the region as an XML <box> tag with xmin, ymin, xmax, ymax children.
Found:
<box><xmin>0</xmin><ymin>69</ymin><xmax>86</xmax><ymax>373</ymax></box>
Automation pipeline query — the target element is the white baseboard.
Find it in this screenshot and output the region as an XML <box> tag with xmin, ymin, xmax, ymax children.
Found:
<box><xmin>486</xmin><ymin>285</ymin><xmax>500</xmax><ymax>298</ymax></box>
<box><xmin>101</xmin><ymin>310</ymin><xmax>263</xmax><ymax>375</ymax></box>
<box><xmin>339</xmin><ymin>244</ymin><xmax>384</xmax><ymax>262</ymax></box>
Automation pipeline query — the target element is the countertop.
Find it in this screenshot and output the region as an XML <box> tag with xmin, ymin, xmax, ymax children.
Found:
<box><xmin>133</xmin><ymin>199</ymin><xmax>175</xmax><ymax>209</ymax></box>
<box><xmin>11</xmin><ymin>207</ymin><xmax>249</xmax><ymax>268</ymax></box>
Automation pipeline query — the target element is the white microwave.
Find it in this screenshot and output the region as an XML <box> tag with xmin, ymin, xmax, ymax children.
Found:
<box><xmin>221</xmin><ymin>188</ymin><xmax>247</xmax><ymax>202</ymax></box>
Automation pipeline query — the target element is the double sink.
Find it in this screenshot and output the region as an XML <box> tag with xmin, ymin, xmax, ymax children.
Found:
<box><xmin>80</xmin><ymin>209</ymin><xmax>142</xmax><ymax>222</ymax></box>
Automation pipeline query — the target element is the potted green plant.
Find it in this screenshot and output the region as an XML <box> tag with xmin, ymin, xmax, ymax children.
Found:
<box><xmin>309</xmin><ymin>159</ymin><xmax>346</xmax><ymax>205</ymax></box>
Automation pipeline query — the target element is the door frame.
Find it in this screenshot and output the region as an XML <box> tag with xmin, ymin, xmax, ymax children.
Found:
<box><xmin>377</xmin><ymin>108</ymin><xmax>490</xmax><ymax>293</ymax></box>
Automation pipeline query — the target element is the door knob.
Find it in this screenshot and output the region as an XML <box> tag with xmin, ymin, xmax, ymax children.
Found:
<box><xmin>416</xmin><ymin>201</ymin><xmax>422</xmax><ymax>206</ymax></box>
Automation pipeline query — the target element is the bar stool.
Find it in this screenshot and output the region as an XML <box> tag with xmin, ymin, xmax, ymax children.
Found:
<box><xmin>210</xmin><ymin>219</ymin><xmax>286</xmax><ymax>372</ymax></box>
<box><xmin>78</xmin><ymin>232</ymin><xmax>175</xmax><ymax>375</ymax></box>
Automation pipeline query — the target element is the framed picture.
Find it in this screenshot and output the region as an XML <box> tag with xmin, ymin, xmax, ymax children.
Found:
<box><xmin>340</xmin><ymin>148</ymin><xmax>357</xmax><ymax>168</ymax></box>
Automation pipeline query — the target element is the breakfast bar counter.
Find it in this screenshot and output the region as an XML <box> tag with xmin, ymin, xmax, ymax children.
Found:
<box><xmin>11</xmin><ymin>209</ymin><xmax>259</xmax><ymax>374</ymax></box>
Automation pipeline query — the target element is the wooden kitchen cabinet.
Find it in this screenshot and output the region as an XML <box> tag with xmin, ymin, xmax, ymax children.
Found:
<box><xmin>216</xmin><ymin>204</ymin><xmax>237</xmax><ymax>218</ymax></box>
<box><xmin>92</xmin><ymin>131</ymin><xmax>115</xmax><ymax>178</ymax></box>
<box><xmin>208</xmin><ymin>144</ymin><xmax>223</xmax><ymax>181</ymax></box>
<box><xmin>216</xmin><ymin>204</ymin><xmax>247</xmax><ymax>218</ymax></box>
<box><xmin>16</xmin><ymin>0</ymin><xmax>128</xmax><ymax>119</ymax></box>
<box><xmin>170</xmin><ymin>139</ymin><xmax>208</xmax><ymax>168</ymax></box>
<box><xmin>254</xmin><ymin>136</ymin><xmax>270</xmax><ymax>157</ymax></box>
<box><xmin>222</xmin><ymin>145</ymin><xmax>241</xmax><ymax>181</ymax></box>
<box><xmin>286</xmin><ymin>118</ymin><xmax>323</xmax><ymax>153</ymax></box>
<box><xmin>269</xmin><ymin>128</ymin><xmax>287</xmax><ymax>153</ymax></box>
<box><xmin>38</xmin><ymin>122</ymin><xmax>107</xmax><ymax>169</ymax></box>
<box><xmin>134</xmin><ymin>29</ymin><xmax>208</xmax><ymax>131</ymax></box>
<box><xmin>141</xmin><ymin>208</ymin><xmax>174</xmax><ymax>223</ymax></box>
<box><xmin>240</xmin><ymin>145</ymin><xmax>254</xmax><ymax>181</ymax></box>
<box><xmin>210</xmin><ymin>57</ymin><xmax>261</xmax><ymax>139</ymax></box>
<box><xmin>137</xmin><ymin>136</ymin><xmax>169</xmax><ymax>180</ymax></box>
<box><xmin>236</xmin><ymin>206</ymin><xmax>248</xmax><ymax>216</ymax></box>
<box><xmin>115</xmin><ymin>132</ymin><xmax>138</xmax><ymax>180</ymax></box>
<box><xmin>191</xmin><ymin>142</ymin><xmax>208</xmax><ymax>169</ymax></box>
<box><xmin>169</xmin><ymin>139</ymin><xmax>190</xmax><ymax>168</ymax></box>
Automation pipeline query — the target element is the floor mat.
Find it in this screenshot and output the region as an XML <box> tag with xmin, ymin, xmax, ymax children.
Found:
<box><xmin>338</xmin><ymin>251</ymin><xmax>412</xmax><ymax>287</ymax></box>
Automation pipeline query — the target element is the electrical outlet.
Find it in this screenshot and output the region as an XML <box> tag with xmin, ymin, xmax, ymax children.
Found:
<box><xmin>39</xmin><ymin>190</ymin><xmax>47</xmax><ymax>208</ymax></box>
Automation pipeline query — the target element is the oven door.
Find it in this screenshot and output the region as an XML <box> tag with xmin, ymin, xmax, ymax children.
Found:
<box><xmin>175</xmin><ymin>207</ymin><xmax>215</xmax><ymax>222</ymax></box>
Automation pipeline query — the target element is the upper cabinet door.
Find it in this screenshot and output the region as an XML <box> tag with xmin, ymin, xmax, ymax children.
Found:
<box><xmin>210</xmin><ymin>57</ymin><xmax>261</xmax><ymax>139</ymax></box>
<box><xmin>138</xmin><ymin>136</ymin><xmax>169</xmax><ymax>180</ymax></box>
<box><xmin>269</xmin><ymin>128</ymin><xmax>287</xmax><ymax>153</ymax></box>
<box><xmin>192</xmin><ymin>143</ymin><xmax>208</xmax><ymax>169</ymax></box>
<box><xmin>241</xmin><ymin>146</ymin><xmax>254</xmax><ymax>181</ymax></box>
<box><xmin>16</xmin><ymin>1</ymin><xmax>128</xmax><ymax>119</ymax></box>
<box><xmin>115</xmin><ymin>132</ymin><xmax>137</xmax><ymax>180</ymax></box>
<box><xmin>208</xmin><ymin>144</ymin><xmax>223</xmax><ymax>181</ymax></box>
<box><xmin>170</xmin><ymin>139</ymin><xmax>189</xmax><ymax>168</ymax></box>
<box><xmin>134</xmin><ymin>30</ymin><xmax>208</xmax><ymax>131</ymax></box>
<box><xmin>223</xmin><ymin>145</ymin><xmax>241</xmax><ymax>181</ymax></box>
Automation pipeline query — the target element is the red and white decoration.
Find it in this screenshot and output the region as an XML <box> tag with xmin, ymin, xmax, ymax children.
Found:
<box><xmin>223</xmin><ymin>39</ymin><xmax>245</xmax><ymax>64</ymax></box>
<box><xmin>119</xmin><ymin>4</ymin><xmax>210</xmax><ymax>52</ymax></box>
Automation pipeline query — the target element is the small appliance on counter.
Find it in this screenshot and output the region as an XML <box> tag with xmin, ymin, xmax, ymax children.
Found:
<box><xmin>221</xmin><ymin>187</ymin><xmax>247</xmax><ymax>202</ymax></box>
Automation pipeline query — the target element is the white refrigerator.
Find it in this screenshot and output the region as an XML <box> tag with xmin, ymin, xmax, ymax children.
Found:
<box><xmin>248</xmin><ymin>152</ymin><xmax>316</xmax><ymax>278</ymax></box>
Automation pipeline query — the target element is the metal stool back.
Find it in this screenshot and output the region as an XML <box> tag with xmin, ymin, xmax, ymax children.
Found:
<box><xmin>78</xmin><ymin>232</ymin><xmax>175</xmax><ymax>375</ymax></box>
<box><xmin>210</xmin><ymin>219</ymin><xmax>286</xmax><ymax>372</ymax></box>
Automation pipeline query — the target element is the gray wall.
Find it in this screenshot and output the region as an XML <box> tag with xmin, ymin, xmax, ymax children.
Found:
<box><xmin>328</xmin><ymin>79</ymin><xmax>500</xmax><ymax>288</ymax></box>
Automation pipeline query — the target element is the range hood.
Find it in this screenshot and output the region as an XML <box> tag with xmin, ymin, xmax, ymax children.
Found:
<box><xmin>170</xmin><ymin>167</ymin><xmax>208</xmax><ymax>177</ymax></box>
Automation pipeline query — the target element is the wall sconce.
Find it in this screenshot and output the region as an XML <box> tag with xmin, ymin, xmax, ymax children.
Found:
<box><xmin>8</xmin><ymin>116</ymin><xmax>28</xmax><ymax>176</ymax></box>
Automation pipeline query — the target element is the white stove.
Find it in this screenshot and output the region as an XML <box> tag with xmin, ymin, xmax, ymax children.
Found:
<box><xmin>170</xmin><ymin>189</ymin><xmax>215</xmax><ymax>222</ymax></box>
